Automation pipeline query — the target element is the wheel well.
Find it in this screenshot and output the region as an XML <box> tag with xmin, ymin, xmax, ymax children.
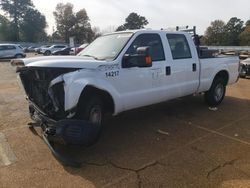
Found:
<box><xmin>214</xmin><ymin>70</ymin><xmax>229</xmax><ymax>85</ymax></box>
<box><xmin>78</xmin><ymin>85</ymin><xmax>115</xmax><ymax>114</ymax></box>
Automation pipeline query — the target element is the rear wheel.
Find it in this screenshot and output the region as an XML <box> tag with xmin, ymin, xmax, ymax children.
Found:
<box><xmin>75</xmin><ymin>96</ymin><xmax>103</xmax><ymax>145</ymax></box>
<box><xmin>204</xmin><ymin>78</ymin><xmax>226</xmax><ymax>106</ymax></box>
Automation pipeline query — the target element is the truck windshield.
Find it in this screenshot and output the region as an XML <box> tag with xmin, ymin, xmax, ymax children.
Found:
<box><xmin>78</xmin><ymin>32</ymin><xmax>133</xmax><ymax>60</ymax></box>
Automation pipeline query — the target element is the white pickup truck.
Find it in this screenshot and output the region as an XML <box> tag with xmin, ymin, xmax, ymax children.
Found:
<box><xmin>12</xmin><ymin>29</ymin><xmax>239</xmax><ymax>146</ymax></box>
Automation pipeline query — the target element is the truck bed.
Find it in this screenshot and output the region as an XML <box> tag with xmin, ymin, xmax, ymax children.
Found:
<box><xmin>198</xmin><ymin>56</ymin><xmax>239</xmax><ymax>92</ymax></box>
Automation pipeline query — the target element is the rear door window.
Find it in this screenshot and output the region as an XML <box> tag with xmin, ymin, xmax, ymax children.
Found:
<box><xmin>55</xmin><ymin>45</ymin><xmax>66</xmax><ymax>48</ymax></box>
<box><xmin>166</xmin><ymin>34</ymin><xmax>192</xmax><ymax>59</ymax></box>
<box><xmin>6</xmin><ymin>45</ymin><xmax>16</xmax><ymax>50</ymax></box>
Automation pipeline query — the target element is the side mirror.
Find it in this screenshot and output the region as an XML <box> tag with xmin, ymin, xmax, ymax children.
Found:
<box><xmin>122</xmin><ymin>46</ymin><xmax>152</xmax><ymax>68</ymax></box>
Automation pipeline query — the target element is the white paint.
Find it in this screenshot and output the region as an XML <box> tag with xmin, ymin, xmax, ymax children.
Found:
<box><xmin>18</xmin><ymin>30</ymin><xmax>239</xmax><ymax>115</ymax></box>
<box><xmin>0</xmin><ymin>144</ymin><xmax>11</xmax><ymax>166</ymax></box>
<box><xmin>0</xmin><ymin>133</ymin><xmax>17</xmax><ymax>167</ymax></box>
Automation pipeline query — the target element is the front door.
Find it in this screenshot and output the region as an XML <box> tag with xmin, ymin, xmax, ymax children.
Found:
<box><xmin>116</xmin><ymin>33</ymin><xmax>166</xmax><ymax>111</ymax></box>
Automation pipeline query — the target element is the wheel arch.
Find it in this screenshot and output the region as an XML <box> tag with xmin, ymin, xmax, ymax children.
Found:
<box><xmin>77</xmin><ymin>85</ymin><xmax>115</xmax><ymax>115</ymax></box>
<box><xmin>213</xmin><ymin>70</ymin><xmax>229</xmax><ymax>86</ymax></box>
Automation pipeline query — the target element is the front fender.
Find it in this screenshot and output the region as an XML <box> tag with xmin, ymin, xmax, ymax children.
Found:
<box><xmin>63</xmin><ymin>76</ymin><xmax>122</xmax><ymax>115</ymax></box>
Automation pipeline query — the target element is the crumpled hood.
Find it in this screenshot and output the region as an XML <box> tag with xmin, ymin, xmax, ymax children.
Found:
<box><xmin>241</xmin><ymin>58</ymin><xmax>250</xmax><ymax>65</ymax></box>
<box><xmin>11</xmin><ymin>56</ymin><xmax>108</xmax><ymax>69</ymax></box>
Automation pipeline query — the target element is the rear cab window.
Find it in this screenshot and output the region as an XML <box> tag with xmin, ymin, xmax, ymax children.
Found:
<box><xmin>166</xmin><ymin>34</ymin><xmax>192</xmax><ymax>60</ymax></box>
<box><xmin>126</xmin><ymin>33</ymin><xmax>165</xmax><ymax>61</ymax></box>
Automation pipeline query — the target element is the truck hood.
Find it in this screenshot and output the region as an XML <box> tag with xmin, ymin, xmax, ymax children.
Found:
<box><xmin>241</xmin><ymin>61</ymin><xmax>250</xmax><ymax>65</ymax></box>
<box><xmin>11</xmin><ymin>56</ymin><xmax>109</xmax><ymax>69</ymax></box>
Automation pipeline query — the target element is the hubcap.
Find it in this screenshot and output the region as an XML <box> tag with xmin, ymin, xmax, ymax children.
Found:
<box><xmin>89</xmin><ymin>105</ymin><xmax>102</xmax><ymax>124</ymax></box>
<box><xmin>214</xmin><ymin>84</ymin><xmax>224</xmax><ymax>102</ymax></box>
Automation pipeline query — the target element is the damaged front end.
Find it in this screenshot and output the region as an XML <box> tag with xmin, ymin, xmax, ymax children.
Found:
<box><xmin>13</xmin><ymin>58</ymin><xmax>104</xmax><ymax>166</ymax></box>
<box><xmin>18</xmin><ymin>66</ymin><xmax>100</xmax><ymax>146</ymax></box>
<box><xmin>18</xmin><ymin>66</ymin><xmax>78</xmax><ymax>121</ymax></box>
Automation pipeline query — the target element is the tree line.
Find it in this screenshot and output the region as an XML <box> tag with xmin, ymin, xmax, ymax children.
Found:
<box><xmin>202</xmin><ymin>17</ymin><xmax>250</xmax><ymax>46</ymax></box>
<box><xmin>0</xmin><ymin>0</ymin><xmax>250</xmax><ymax>46</ymax></box>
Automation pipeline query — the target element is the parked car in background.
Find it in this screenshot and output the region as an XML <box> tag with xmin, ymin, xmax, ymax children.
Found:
<box><xmin>41</xmin><ymin>45</ymin><xmax>68</xmax><ymax>56</ymax></box>
<box><xmin>35</xmin><ymin>45</ymin><xmax>51</xmax><ymax>54</ymax></box>
<box><xmin>239</xmin><ymin>58</ymin><xmax>250</xmax><ymax>78</ymax></box>
<box><xmin>52</xmin><ymin>47</ymin><xmax>73</xmax><ymax>55</ymax></box>
<box><xmin>0</xmin><ymin>44</ymin><xmax>26</xmax><ymax>59</ymax></box>
<box><xmin>26</xmin><ymin>46</ymin><xmax>36</xmax><ymax>52</ymax></box>
<box><xmin>70</xmin><ymin>43</ymin><xmax>89</xmax><ymax>55</ymax></box>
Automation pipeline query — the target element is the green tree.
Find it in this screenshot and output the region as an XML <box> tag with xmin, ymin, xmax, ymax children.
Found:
<box><xmin>0</xmin><ymin>0</ymin><xmax>34</xmax><ymax>41</ymax></box>
<box><xmin>239</xmin><ymin>20</ymin><xmax>250</xmax><ymax>45</ymax></box>
<box><xmin>20</xmin><ymin>9</ymin><xmax>47</xmax><ymax>42</ymax></box>
<box><xmin>245</xmin><ymin>19</ymin><xmax>250</xmax><ymax>27</ymax></box>
<box><xmin>204</xmin><ymin>20</ymin><xmax>226</xmax><ymax>45</ymax></box>
<box><xmin>116</xmin><ymin>12</ymin><xmax>148</xmax><ymax>31</ymax></box>
<box><xmin>53</xmin><ymin>3</ymin><xmax>93</xmax><ymax>43</ymax></box>
<box><xmin>0</xmin><ymin>14</ymin><xmax>11</xmax><ymax>41</ymax></box>
<box><xmin>239</xmin><ymin>26</ymin><xmax>250</xmax><ymax>45</ymax></box>
<box><xmin>73</xmin><ymin>9</ymin><xmax>94</xmax><ymax>43</ymax></box>
<box><xmin>53</xmin><ymin>3</ymin><xmax>75</xmax><ymax>43</ymax></box>
<box><xmin>224</xmin><ymin>17</ymin><xmax>244</xmax><ymax>46</ymax></box>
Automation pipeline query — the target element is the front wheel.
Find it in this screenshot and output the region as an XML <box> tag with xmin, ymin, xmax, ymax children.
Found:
<box><xmin>15</xmin><ymin>54</ymin><xmax>24</xmax><ymax>58</ymax></box>
<box><xmin>204</xmin><ymin>78</ymin><xmax>226</xmax><ymax>106</ymax></box>
<box><xmin>75</xmin><ymin>96</ymin><xmax>103</xmax><ymax>145</ymax></box>
<box><xmin>44</xmin><ymin>50</ymin><xmax>51</xmax><ymax>56</ymax></box>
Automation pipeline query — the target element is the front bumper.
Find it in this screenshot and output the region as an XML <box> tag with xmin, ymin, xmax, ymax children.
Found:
<box><xmin>29</xmin><ymin>102</ymin><xmax>101</xmax><ymax>146</ymax></box>
<box><xmin>239</xmin><ymin>64</ymin><xmax>250</xmax><ymax>77</ymax></box>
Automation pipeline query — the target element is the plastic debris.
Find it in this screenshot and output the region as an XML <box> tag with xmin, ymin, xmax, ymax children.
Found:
<box><xmin>157</xmin><ymin>129</ymin><xmax>169</xmax><ymax>136</ymax></box>
<box><xmin>208</xmin><ymin>107</ymin><xmax>218</xmax><ymax>111</ymax></box>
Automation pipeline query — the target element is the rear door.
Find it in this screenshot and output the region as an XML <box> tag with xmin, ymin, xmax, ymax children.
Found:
<box><xmin>165</xmin><ymin>33</ymin><xmax>200</xmax><ymax>96</ymax></box>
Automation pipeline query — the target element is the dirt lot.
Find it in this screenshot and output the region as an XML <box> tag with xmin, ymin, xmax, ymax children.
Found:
<box><xmin>0</xmin><ymin>57</ymin><xmax>250</xmax><ymax>188</ymax></box>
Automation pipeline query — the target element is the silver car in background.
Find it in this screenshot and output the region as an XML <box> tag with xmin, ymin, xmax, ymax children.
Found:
<box><xmin>0</xmin><ymin>44</ymin><xmax>26</xmax><ymax>59</ymax></box>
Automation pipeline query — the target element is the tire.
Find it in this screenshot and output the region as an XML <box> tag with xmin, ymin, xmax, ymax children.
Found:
<box><xmin>15</xmin><ymin>54</ymin><xmax>23</xmax><ymax>58</ymax></box>
<box><xmin>204</xmin><ymin>78</ymin><xmax>226</xmax><ymax>106</ymax></box>
<box><xmin>44</xmin><ymin>50</ymin><xmax>51</xmax><ymax>56</ymax></box>
<box><xmin>75</xmin><ymin>96</ymin><xmax>103</xmax><ymax>145</ymax></box>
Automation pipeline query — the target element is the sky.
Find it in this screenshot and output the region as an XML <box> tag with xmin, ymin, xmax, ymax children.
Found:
<box><xmin>32</xmin><ymin>0</ymin><xmax>250</xmax><ymax>35</ymax></box>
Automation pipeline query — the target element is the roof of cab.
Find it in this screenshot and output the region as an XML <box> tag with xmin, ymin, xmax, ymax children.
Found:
<box><xmin>0</xmin><ymin>43</ymin><xmax>19</xmax><ymax>46</ymax></box>
<box><xmin>106</xmin><ymin>29</ymin><xmax>189</xmax><ymax>36</ymax></box>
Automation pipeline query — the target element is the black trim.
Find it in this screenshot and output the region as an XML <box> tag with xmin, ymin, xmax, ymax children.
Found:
<box><xmin>166</xmin><ymin>66</ymin><xmax>171</xmax><ymax>75</ymax></box>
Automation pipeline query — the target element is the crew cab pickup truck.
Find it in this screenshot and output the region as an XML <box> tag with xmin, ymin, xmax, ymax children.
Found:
<box><xmin>12</xmin><ymin>29</ymin><xmax>239</xmax><ymax>147</ymax></box>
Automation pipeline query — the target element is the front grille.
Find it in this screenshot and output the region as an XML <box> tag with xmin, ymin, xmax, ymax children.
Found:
<box><xmin>18</xmin><ymin>67</ymin><xmax>79</xmax><ymax>119</ymax></box>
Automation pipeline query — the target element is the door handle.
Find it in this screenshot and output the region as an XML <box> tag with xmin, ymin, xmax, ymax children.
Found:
<box><xmin>192</xmin><ymin>63</ymin><xmax>197</xmax><ymax>72</ymax></box>
<box><xmin>166</xmin><ymin>66</ymin><xmax>171</xmax><ymax>75</ymax></box>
